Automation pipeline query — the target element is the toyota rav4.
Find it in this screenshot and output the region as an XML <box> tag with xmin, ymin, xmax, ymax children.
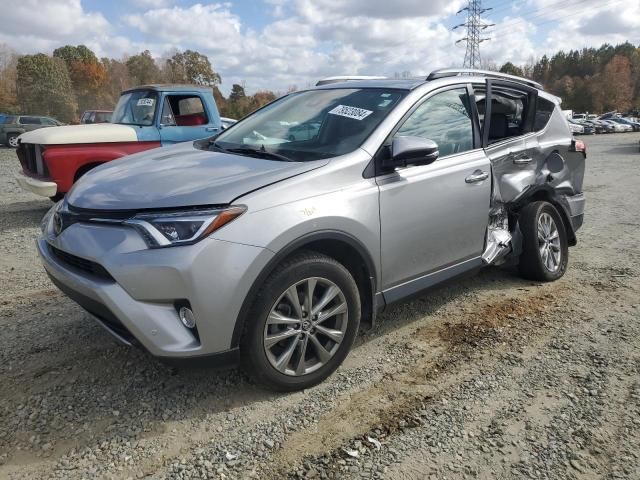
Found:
<box><xmin>38</xmin><ymin>69</ymin><xmax>586</xmax><ymax>391</ymax></box>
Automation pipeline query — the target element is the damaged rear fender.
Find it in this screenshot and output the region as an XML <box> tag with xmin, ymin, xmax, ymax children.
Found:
<box><xmin>508</xmin><ymin>185</ymin><xmax>580</xmax><ymax>246</ymax></box>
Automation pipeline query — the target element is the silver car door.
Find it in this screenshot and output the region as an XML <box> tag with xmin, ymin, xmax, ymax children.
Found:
<box><xmin>377</xmin><ymin>86</ymin><xmax>491</xmax><ymax>300</ymax></box>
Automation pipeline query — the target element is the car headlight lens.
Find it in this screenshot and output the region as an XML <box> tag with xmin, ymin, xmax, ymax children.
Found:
<box><xmin>41</xmin><ymin>200</ymin><xmax>62</xmax><ymax>234</ymax></box>
<box><xmin>124</xmin><ymin>206</ymin><xmax>246</xmax><ymax>248</ymax></box>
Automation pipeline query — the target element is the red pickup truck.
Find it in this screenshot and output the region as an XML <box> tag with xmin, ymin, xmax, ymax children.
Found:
<box><xmin>15</xmin><ymin>84</ymin><xmax>224</xmax><ymax>200</ymax></box>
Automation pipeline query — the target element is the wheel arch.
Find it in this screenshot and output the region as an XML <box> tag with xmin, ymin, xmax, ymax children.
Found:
<box><xmin>74</xmin><ymin>161</ymin><xmax>104</xmax><ymax>181</ymax></box>
<box><xmin>510</xmin><ymin>185</ymin><xmax>577</xmax><ymax>246</ymax></box>
<box><xmin>230</xmin><ymin>230</ymin><xmax>379</xmax><ymax>348</ymax></box>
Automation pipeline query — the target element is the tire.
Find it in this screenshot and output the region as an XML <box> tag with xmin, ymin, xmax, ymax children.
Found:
<box><xmin>7</xmin><ymin>134</ymin><xmax>19</xmax><ymax>148</ymax></box>
<box><xmin>240</xmin><ymin>251</ymin><xmax>361</xmax><ymax>391</ymax></box>
<box><xmin>518</xmin><ymin>201</ymin><xmax>569</xmax><ymax>282</ymax></box>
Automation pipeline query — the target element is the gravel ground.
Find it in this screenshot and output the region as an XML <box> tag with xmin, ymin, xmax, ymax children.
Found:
<box><xmin>0</xmin><ymin>133</ymin><xmax>639</xmax><ymax>480</ymax></box>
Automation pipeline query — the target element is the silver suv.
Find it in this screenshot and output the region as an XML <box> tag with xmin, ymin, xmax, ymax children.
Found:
<box><xmin>38</xmin><ymin>69</ymin><xmax>586</xmax><ymax>391</ymax></box>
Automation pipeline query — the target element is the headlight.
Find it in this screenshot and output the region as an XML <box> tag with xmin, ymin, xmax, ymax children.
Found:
<box><xmin>41</xmin><ymin>201</ymin><xmax>62</xmax><ymax>234</ymax></box>
<box><xmin>124</xmin><ymin>206</ymin><xmax>246</xmax><ymax>248</ymax></box>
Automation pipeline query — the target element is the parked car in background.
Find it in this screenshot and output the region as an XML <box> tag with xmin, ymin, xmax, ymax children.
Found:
<box><xmin>38</xmin><ymin>69</ymin><xmax>586</xmax><ymax>391</ymax></box>
<box><xmin>567</xmin><ymin>118</ymin><xmax>585</xmax><ymax>134</ymax></box>
<box><xmin>80</xmin><ymin>110</ymin><xmax>112</xmax><ymax>124</ymax></box>
<box><xmin>592</xmin><ymin>120</ymin><xmax>616</xmax><ymax>133</ymax></box>
<box><xmin>600</xmin><ymin>120</ymin><xmax>627</xmax><ymax>133</ymax></box>
<box><xmin>15</xmin><ymin>84</ymin><xmax>223</xmax><ymax>200</ymax></box>
<box><xmin>576</xmin><ymin>122</ymin><xmax>595</xmax><ymax>135</ymax></box>
<box><xmin>1</xmin><ymin>115</ymin><xmax>64</xmax><ymax>148</ymax></box>
<box><xmin>610</xmin><ymin>117</ymin><xmax>640</xmax><ymax>132</ymax></box>
<box><xmin>581</xmin><ymin>120</ymin><xmax>607</xmax><ymax>134</ymax></box>
<box><xmin>220</xmin><ymin>117</ymin><xmax>237</xmax><ymax>129</ymax></box>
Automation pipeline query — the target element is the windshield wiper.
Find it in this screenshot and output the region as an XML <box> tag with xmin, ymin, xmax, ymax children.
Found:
<box><xmin>224</xmin><ymin>145</ymin><xmax>295</xmax><ymax>162</ymax></box>
<box><xmin>209</xmin><ymin>140</ymin><xmax>228</xmax><ymax>152</ymax></box>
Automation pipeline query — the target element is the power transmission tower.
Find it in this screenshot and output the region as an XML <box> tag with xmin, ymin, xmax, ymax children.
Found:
<box><xmin>453</xmin><ymin>0</ymin><xmax>494</xmax><ymax>69</ymax></box>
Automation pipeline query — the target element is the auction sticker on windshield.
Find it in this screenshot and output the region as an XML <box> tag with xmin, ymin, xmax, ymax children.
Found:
<box><xmin>329</xmin><ymin>105</ymin><xmax>373</xmax><ymax>121</ymax></box>
<box><xmin>137</xmin><ymin>98</ymin><xmax>155</xmax><ymax>107</ymax></box>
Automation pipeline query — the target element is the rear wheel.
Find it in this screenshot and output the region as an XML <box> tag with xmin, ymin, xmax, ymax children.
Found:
<box><xmin>518</xmin><ymin>201</ymin><xmax>569</xmax><ymax>282</ymax></box>
<box><xmin>7</xmin><ymin>134</ymin><xmax>19</xmax><ymax>148</ymax></box>
<box><xmin>240</xmin><ymin>251</ymin><xmax>360</xmax><ymax>391</ymax></box>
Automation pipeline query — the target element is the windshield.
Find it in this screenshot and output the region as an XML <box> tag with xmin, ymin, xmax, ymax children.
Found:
<box><xmin>112</xmin><ymin>91</ymin><xmax>158</xmax><ymax>126</ymax></box>
<box><xmin>211</xmin><ymin>88</ymin><xmax>407</xmax><ymax>162</ymax></box>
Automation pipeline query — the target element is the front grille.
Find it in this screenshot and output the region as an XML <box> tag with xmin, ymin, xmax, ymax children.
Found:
<box><xmin>49</xmin><ymin>244</ymin><xmax>114</xmax><ymax>282</ymax></box>
<box><xmin>17</xmin><ymin>144</ymin><xmax>49</xmax><ymax>177</ymax></box>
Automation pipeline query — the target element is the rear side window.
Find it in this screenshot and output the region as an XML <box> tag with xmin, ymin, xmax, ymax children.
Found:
<box><xmin>19</xmin><ymin>116</ymin><xmax>41</xmax><ymax>125</ymax></box>
<box><xmin>395</xmin><ymin>88</ymin><xmax>474</xmax><ymax>157</ymax></box>
<box><xmin>476</xmin><ymin>86</ymin><xmax>530</xmax><ymax>143</ymax></box>
<box><xmin>1</xmin><ymin>116</ymin><xmax>15</xmax><ymax>124</ymax></box>
<box><xmin>534</xmin><ymin>98</ymin><xmax>555</xmax><ymax>131</ymax></box>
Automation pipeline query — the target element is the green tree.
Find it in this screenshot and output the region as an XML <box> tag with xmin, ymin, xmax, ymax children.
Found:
<box><xmin>499</xmin><ymin>62</ymin><xmax>524</xmax><ymax>77</ymax></box>
<box><xmin>53</xmin><ymin>44</ymin><xmax>96</xmax><ymax>64</ymax></box>
<box><xmin>228</xmin><ymin>83</ymin><xmax>246</xmax><ymax>102</ymax></box>
<box><xmin>53</xmin><ymin>45</ymin><xmax>107</xmax><ymax>113</ymax></box>
<box><xmin>16</xmin><ymin>54</ymin><xmax>77</xmax><ymax>122</ymax></box>
<box><xmin>126</xmin><ymin>50</ymin><xmax>162</xmax><ymax>85</ymax></box>
<box><xmin>165</xmin><ymin>50</ymin><xmax>221</xmax><ymax>86</ymax></box>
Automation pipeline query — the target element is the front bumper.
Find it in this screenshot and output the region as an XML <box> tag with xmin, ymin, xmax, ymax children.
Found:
<box><xmin>37</xmin><ymin>222</ymin><xmax>274</xmax><ymax>359</ymax></box>
<box><xmin>15</xmin><ymin>172</ymin><xmax>57</xmax><ymax>197</ymax></box>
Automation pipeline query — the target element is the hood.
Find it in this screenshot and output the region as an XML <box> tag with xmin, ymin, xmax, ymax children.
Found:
<box><xmin>19</xmin><ymin>123</ymin><xmax>138</xmax><ymax>145</ymax></box>
<box><xmin>66</xmin><ymin>141</ymin><xmax>328</xmax><ymax>210</ymax></box>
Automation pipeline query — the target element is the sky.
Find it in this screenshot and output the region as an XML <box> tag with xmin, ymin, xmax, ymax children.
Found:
<box><xmin>0</xmin><ymin>0</ymin><xmax>639</xmax><ymax>94</ymax></box>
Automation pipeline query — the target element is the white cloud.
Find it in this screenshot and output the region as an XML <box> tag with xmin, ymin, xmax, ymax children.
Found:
<box><xmin>133</xmin><ymin>0</ymin><xmax>174</xmax><ymax>7</ymax></box>
<box><xmin>1</xmin><ymin>0</ymin><xmax>638</xmax><ymax>94</ymax></box>
<box><xmin>0</xmin><ymin>0</ymin><xmax>110</xmax><ymax>51</ymax></box>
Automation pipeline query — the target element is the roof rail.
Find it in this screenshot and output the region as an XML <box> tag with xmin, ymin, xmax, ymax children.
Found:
<box><xmin>315</xmin><ymin>76</ymin><xmax>387</xmax><ymax>86</ymax></box>
<box><xmin>426</xmin><ymin>68</ymin><xmax>543</xmax><ymax>90</ymax></box>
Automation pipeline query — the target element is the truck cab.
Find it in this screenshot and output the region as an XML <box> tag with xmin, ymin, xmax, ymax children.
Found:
<box><xmin>113</xmin><ymin>85</ymin><xmax>221</xmax><ymax>145</ymax></box>
<box><xmin>15</xmin><ymin>84</ymin><xmax>223</xmax><ymax>200</ymax></box>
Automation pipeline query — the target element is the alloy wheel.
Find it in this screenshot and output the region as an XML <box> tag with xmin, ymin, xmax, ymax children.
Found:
<box><xmin>263</xmin><ymin>277</ymin><xmax>348</xmax><ymax>376</ymax></box>
<box><xmin>537</xmin><ymin>212</ymin><xmax>561</xmax><ymax>272</ymax></box>
<box><xmin>8</xmin><ymin>136</ymin><xmax>18</xmax><ymax>148</ymax></box>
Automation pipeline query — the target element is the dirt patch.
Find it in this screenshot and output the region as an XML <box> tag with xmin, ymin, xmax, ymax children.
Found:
<box><xmin>270</xmin><ymin>289</ymin><xmax>566</xmax><ymax>476</ymax></box>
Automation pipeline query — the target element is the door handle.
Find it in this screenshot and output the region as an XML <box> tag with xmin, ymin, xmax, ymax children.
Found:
<box><xmin>465</xmin><ymin>170</ymin><xmax>489</xmax><ymax>184</ymax></box>
<box><xmin>205</xmin><ymin>127</ymin><xmax>219</xmax><ymax>132</ymax></box>
<box><xmin>513</xmin><ymin>156</ymin><xmax>532</xmax><ymax>165</ymax></box>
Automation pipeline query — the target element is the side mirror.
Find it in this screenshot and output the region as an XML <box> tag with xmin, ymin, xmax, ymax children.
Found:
<box><xmin>385</xmin><ymin>136</ymin><xmax>439</xmax><ymax>169</ymax></box>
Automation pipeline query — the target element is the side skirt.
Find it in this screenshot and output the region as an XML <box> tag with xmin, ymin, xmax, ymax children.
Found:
<box><xmin>382</xmin><ymin>256</ymin><xmax>484</xmax><ymax>305</ymax></box>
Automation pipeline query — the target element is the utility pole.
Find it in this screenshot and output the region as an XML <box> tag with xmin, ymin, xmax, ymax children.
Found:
<box><xmin>453</xmin><ymin>0</ymin><xmax>494</xmax><ymax>69</ymax></box>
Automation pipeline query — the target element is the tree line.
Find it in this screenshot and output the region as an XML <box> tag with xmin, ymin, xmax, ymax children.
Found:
<box><xmin>0</xmin><ymin>44</ymin><xmax>277</xmax><ymax>122</ymax></box>
<box><xmin>498</xmin><ymin>42</ymin><xmax>640</xmax><ymax>114</ymax></box>
<box><xmin>2</xmin><ymin>41</ymin><xmax>639</xmax><ymax>121</ymax></box>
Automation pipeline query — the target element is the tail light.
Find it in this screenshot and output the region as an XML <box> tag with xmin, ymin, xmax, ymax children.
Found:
<box><xmin>571</xmin><ymin>139</ymin><xmax>586</xmax><ymax>157</ymax></box>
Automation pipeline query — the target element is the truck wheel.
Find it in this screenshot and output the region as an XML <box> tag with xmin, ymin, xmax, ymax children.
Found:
<box><xmin>518</xmin><ymin>201</ymin><xmax>569</xmax><ymax>282</ymax></box>
<box><xmin>7</xmin><ymin>134</ymin><xmax>19</xmax><ymax>148</ymax></box>
<box><xmin>240</xmin><ymin>251</ymin><xmax>360</xmax><ymax>391</ymax></box>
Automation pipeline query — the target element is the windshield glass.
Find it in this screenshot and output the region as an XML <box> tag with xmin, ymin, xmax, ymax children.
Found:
<box><xmin>111</xmin><ymin>91</ymin><xmax>158</xmax><ymax>126</ymax></box>
<box><xmin>211</xmin><ymin>88</ymin><xmax>407</xmax><ymax>162</ymax></box>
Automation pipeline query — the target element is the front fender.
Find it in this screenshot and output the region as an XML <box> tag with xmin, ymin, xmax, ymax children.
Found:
<box><xmin>43</xmin><ymin>141</ymin><xmax>161</xmax><ymax>193</ymax></box>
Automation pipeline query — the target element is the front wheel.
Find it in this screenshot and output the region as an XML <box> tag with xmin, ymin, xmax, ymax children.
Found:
<box><xmin>518</xmin><ymin>201</ymin><xmax>569</xmax><ymax>282</ymax></box>
<box><xmin>240</xmin><ymin>251</ymin><xmax>361</xmax><ymax>391</ymax></box>
<box><xmin>7</xmin><ymin>134</ymin><xmax>19</xmax><ymax>148</ymax></box>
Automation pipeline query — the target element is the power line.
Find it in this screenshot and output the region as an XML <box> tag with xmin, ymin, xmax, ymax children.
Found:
<box><xmin>453</xmin><ymin>0</ymin><xmax>495</xmax><ymax>68</ymax></box>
